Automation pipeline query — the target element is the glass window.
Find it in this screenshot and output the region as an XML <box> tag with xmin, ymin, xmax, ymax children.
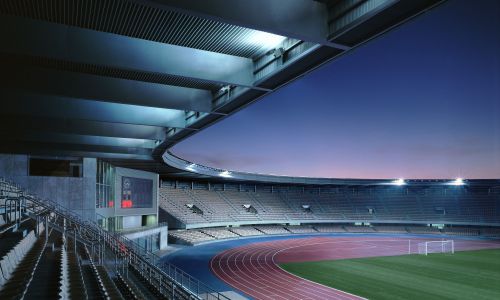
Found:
<box><xmin>96</xmin><ymin>160</ymin><xmax>115</xmax><ymax>208</ymax></box>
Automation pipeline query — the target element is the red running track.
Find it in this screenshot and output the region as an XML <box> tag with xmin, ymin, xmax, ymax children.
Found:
<box><xmin>210</xmin><ymin>236</ymin><xmax>500</xmax><ymax>300</ymax></box>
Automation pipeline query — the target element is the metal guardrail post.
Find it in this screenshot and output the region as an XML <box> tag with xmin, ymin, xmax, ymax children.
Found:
<box><xmin>45</xmin><ymin>214</ymin><xmax>49</xmax><ymax>241</ymax></box>
<box><xmin>35</xmin><ymin>215</ymin><xmax>39</xmax><ymax>236</ymax></box>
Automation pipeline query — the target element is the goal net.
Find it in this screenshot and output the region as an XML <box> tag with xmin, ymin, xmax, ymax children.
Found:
<box><xmin>418</xmin><ymin>240</ymin><xmax>454</xmax><ymax>255</ymax></box>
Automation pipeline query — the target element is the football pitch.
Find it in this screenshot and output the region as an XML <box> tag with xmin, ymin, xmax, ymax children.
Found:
<box><xmin>280</xmin><ymin>249</ymin><xmax>500</xmax><ymax>300</ymax></box>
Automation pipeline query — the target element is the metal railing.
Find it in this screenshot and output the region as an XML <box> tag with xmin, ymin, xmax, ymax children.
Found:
<box><xmin>1</xmin><ymin>177</ymin><xmax>230</xmax><ymax>300</ymax></box>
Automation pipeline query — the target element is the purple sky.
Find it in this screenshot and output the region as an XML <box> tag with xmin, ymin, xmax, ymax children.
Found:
<box><xmin>173</xmin><ymin>0</ymin><xmax>500</xmax><ymax>179</ymax></box>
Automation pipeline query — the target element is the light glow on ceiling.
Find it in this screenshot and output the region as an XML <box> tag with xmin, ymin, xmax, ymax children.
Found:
<box><xmin>247</xmin><ymin>30</ymin><xmax>286</xmax><ymax>49</ymax></box>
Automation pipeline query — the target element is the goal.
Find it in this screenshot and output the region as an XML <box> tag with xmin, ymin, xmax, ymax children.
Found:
<box><xmin>418</xmin><ymin>240</ymin><xmax>454</xmax><ymax>255</ymax></box>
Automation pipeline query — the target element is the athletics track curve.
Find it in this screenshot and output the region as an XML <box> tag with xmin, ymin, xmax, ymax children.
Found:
<box><xmin>209</xmin><ymin>236</ymin><xmax>500</xmax><ymax>300</ymax></box>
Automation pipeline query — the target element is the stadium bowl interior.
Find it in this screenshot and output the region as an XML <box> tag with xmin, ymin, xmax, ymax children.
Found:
<box><xmin>0</xmin><ymin>0</ymin><xmax>499</xmax><ymax>299</ymax></box>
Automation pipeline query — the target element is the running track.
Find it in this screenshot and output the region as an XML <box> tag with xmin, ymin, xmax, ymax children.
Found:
<box><xmin>210</xmin><ymin>236</ymin><xmax>500</xmax><ymax>300</ymax></box>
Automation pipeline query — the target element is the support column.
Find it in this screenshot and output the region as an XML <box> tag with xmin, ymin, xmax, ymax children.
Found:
<box><xmin>45</xmin><ymin>215</ymin><xmax>49</xmax><ymax>241</ymax></box>
<box><xmin>35</xmin><ymin>215</ymin><xmax>39</xmax><ymax>236</ymax></box>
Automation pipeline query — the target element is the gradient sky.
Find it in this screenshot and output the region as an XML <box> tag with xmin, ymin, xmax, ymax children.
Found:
<box><xmin>172</xmin><ymin>0</ymin><xmax>500</xmax><ymax>179</ymax></box>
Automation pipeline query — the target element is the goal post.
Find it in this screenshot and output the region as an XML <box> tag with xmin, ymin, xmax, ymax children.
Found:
<box><xmin>417</xmin><ymin>240</ymin><xmax>454</xmax><ymax>255</ymax></box>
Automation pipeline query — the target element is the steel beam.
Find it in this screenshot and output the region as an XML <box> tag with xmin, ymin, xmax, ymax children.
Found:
<box><xmin>0</xmin><ymin>140</ymin><xmax>153</xmax><ymax>160</ymax></box>
<box><xmin>157</xmin><ymin>43</ymin><xmax>343</xmax><ymax>151</ymax></box>
<box><xmin>0</xmin><ymin>131</ymin><xmax>157</xmax><ymax>149</ymax></box>
<box><xmin>147</xmin><ymin>0</ymin><xmax>350</xmax><ymax>50</ymax></box>
<box><xmin>0</xmin><ymin>15</ymin><xmax>256</xmax><ymax>88</ymax></box>
<box><xmin>0</xmin><ymin>66</ymin><xmax>213</xmax><ymax>113</ymax></box>
<box><xmin>0</xmin><ymin>139</ymin><xmax>151</xmax><ymax>156</ymax></box>
<box><xmin>0</xmin><ymin>116</ymin><xmax>167</xmax><ymax>141</ymax></box>
<box><xmin>328</xmin><ymin>0</ymin><xmax>399</xmax><ymax>40</ymax></box>
<box><xmin>1</xmin><ymin>90</ymin><xmax>187</xmax><ymax>128</ymax></box>
<box><xmin>328</xmin><ymin>0</ymin><xmax>446</xmax><ymax>46</ymax></box>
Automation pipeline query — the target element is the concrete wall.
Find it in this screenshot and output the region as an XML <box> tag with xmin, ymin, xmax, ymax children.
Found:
<box><xmin>0</xmin><ymin>154</ymin><xmax>96</xmax><ymax>220</ymax></box>
<box><xmin>123</xmin><ymin>225</ymin><xmax>169</xmax><ymax>250</ymax></box>
<box><xmin>0</xmin><ymin>154</ymin><xmax>28</xmax><ymax>179</ymax></box>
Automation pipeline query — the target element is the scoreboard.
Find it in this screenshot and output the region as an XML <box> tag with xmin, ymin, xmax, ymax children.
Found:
<box><xmin>121</xmin><ymin>176</ymin><xmax>153</xmax><ymax>209</ymax></box>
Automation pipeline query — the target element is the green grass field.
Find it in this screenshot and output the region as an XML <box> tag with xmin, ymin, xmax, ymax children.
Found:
<box><xmin>280</xmin><ymin>249</ymin><xmax>500</xmax><ymax>300</ymax></box>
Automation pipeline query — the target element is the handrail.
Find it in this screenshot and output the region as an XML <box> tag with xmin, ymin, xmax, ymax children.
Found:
<box><xmin>117</xmin><ymin>221</ymin><xmax>169</xmax><ymax>234</ymax></box>
<box><xmin>1</xmin><ymin>177</ymin><xmax>230</xmax><ymax>300</ymax></box>
<box><xmin>95</xmin><ymin>213</ymin><xmax>226</xmax><ymax>298</ymax></box>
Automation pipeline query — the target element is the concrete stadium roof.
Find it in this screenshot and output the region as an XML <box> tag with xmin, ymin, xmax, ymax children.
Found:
<box><xmin>158</xmin><ymin>151</ymin><xmax>500</xmax><ymax>186</ymax></box>
<box><xmin>1</xmin><ymin>0</ymin><xmax>447</xmax><ymax>177</ymax></box>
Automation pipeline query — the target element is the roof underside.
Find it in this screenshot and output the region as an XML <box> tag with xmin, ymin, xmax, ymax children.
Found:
<box><xmin>0</xmin><ymin>0</ymin><xmax>446</xmax><ymax>177</ymax></box>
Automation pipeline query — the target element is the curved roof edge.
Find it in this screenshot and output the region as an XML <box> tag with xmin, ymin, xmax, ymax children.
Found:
<box><xmin>162</xmin><ymin>151</ymin><xmax>500</xmax><ymax>186</ymax></box>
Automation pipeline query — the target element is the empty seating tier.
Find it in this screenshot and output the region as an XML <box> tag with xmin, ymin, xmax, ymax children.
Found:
<box><xmin>286</xmin><ymin>226</ymin><xmax>318</xmax><ymax>234</ymax></box>
<box><xmin>201</xmin><ymin>228</ymin><xmax>240</xmax><ymax>239</ymax></box>
<box><xmin>160</xmin><ymin>184</ymin><xmax>500</xmax><ymax>228</ymax></box>
<box><xmin>254</xmin><ymin>225</ymin><xmax>289</xmax><ymax>235</ymax></box>
<box><xmin>169</xmin><ymin>230</ymin><xmax>215</xmax><ymax>245</ymax></box>
<box><xmin>229</xmin><ymin>226</ymin><xmax>264</xmax><ymax>237</ymax></box>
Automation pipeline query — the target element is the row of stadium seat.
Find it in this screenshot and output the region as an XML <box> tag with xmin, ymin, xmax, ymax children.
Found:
<box><xmin>0</xmin><ymin>218</ymin><xmax>146</xmax><ymax>299</ymax></box>
<box><xmin>160</xmin><ymin>186</ymin><xmax>500</xmax><ymax>226</ymax></box>
<box><xmin>442</xmin><ymin>227</ymin><xmax>480</xmax><ymax>236</ymax></box>
<box><xmin>0</xmin><ymin>227</ymin><xmax>48</xmax><ymax>298</ymax></box>
<box><xmin>169</xmin><ymin>229</ymin><xmax>215</xmax><ymax>244</ymax></box>
<box><xmin>230</xmin><ymin>226</ymin><xmax>264</xmax><ymax>237</ymax></box>
<box><xmin>201</xmin><ymin>227</ymin><xmax>240</xmax><ymax>239</ymax></box>
<box><xmin>254</xmin><ymin>225</ymin><xmax>289</xmax><ymax>235</ymax></box>
<box><xmin>0</xmin><ymin>228</ymin><xmax>41</xmax><ymax>291</ymax></box>
<box><xmin>169</xmin><ymin>224</ymin><xmax>500</xmax><ymax>245</ymax></box>
<box><xmin>23</xmin><ymin>230</ymin><xmax>66</xmax><ymax>299</ymax></box>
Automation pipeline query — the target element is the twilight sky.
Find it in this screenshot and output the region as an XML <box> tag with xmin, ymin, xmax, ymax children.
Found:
<box><xmin>172</xmin><ymin>0</ymin><xmax>500</xmax><ymax>179</ymax></box>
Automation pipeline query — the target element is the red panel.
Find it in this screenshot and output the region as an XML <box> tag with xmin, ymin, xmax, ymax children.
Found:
<box><xmin>121</xmin><ymin>199</ymin><xmax>133</xmax><ymax>208</ymax></box>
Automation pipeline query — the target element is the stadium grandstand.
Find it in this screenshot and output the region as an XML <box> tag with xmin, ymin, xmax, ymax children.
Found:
<box><xmin>1</xmin><ymin>0</ymin><xmax>499</xmax><ymax>299</ymax></box>
<box><xmin>162</xmin><ymin>176</ymin><xmax>500</xmax><ymax>245</ymax></box>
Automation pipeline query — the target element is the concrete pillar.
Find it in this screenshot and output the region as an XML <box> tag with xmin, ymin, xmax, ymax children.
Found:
<box><xmin>160</xmin><ymin>229</ymin><xmax>168</xmax><ymax>250</ymax></box>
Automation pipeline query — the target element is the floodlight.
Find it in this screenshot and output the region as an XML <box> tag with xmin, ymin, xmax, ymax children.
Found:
<box><xmin>185</xmin><ymin>163</ymin><xmax>196</xmax><ymax>172</ymax></box>
<box><xmin>450</xmin><ymin>178</ymin><xmax>465</xmax><ymax>186</ymax></box>
<box><xmin>392</xmin><ymin>178</ymin><xmax>406</xmax><ymax>186</ymax></box>
<box><xmin>219</xmin><ymin>170</ymin><xmax>232</xmax><ymax>178</ymax></box>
